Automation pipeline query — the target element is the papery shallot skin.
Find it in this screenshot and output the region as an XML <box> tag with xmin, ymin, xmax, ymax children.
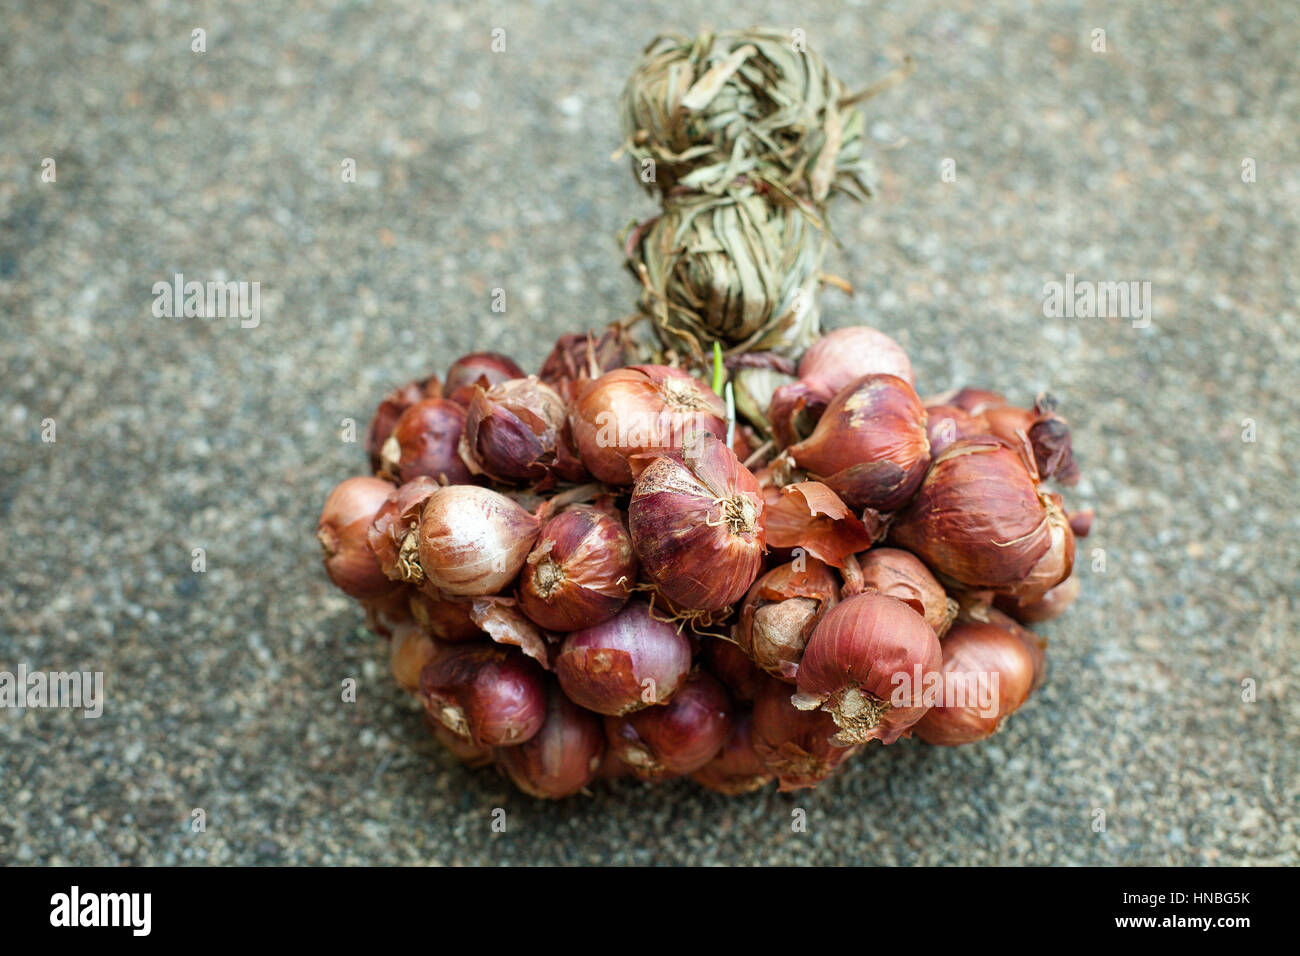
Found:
<box><xmin>914</xmin><ymin>612</ymin><xmax>1046</xmax><ymax>746</ymax></box>
<box><xmin>788</xmin><ymin>374</ymin><xmax>931</xmax><ymax>514</ymax></box>
<box><xmin>794</xmin><ymin>592</ymin><xmax>943</xmax><ymax>746</ymax></box>
<box><xmin>735</xmin><ymin>557</ymin><xmax>840</xmax><ymax>682</ymax></box>
<box><xmin>419</xmin><ymin>643</ymin><xmax>547</xmax><ymax>748</ymax></box>
<box><xmin>538</xmin><ymin>330</ymin><xmax>626</xmax><ymax>402</ymax></box>
<box><xmin>517</xmin><ymin>505</ymin><xmax>635</xmax><ymax>632</ymax></box>
<box><xmin>497</xmin><ymin>682</ymin><xmax>606</xmax><ymax>798</ymax></box>
<box><xmin>569</xmin><ymin>365</ymin><xmax>727</xmax><ymax>486</ymax></box>
<box><xmin>628</xmin><ymin>433</ymin><xmax>766</xmax><ymax>613</ymax></box>
<box><xmin>604</xmin><ymin>670</ymin><xmax>733</xmax><ymax>779</ymax></box>
<box><xmin>368</xmin><ymin>476</ymin><xmax>442</xmax><ymax>586</ymax></box>
<box><xmin>554</xmin><ymin>601</ymin><xmax>692</xmax><ymax>715</ymax></box>
<box><xmin>890</xmin><ymin>438</ymin><xmax>1062</xmax><ymax>592</ymax></box>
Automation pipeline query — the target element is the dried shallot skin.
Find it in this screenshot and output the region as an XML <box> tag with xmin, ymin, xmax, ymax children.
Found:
<box><xmin>736</xmin><ymin>557</ymin><xmax>840</xmax><ymax>682</ymax></box>
<box><xmin>794</xmin><ymin>592</ymin><xmax>943</xmax><ymax>746</ymax></box>
<box><xmin>788</xmin><ymin>373</ymin><xmax>931</xmax><ymax>514</ymax></box>
<box><xmin>517</xmin><ymin>505</ymin><xmax>635</xmax><ymax>633</ymax></box>
<box><xmin>913</xmin><ymin>613</ymin><xmax>1046</xmax><ymax>746</ymax></box>
<box><xmin>569</xmin><ymin>364</ymin><xmax>727</xmax><ymax>486</ymax></box>
<box><xmin>889</xmin><ymin>437</ymin><xmax>1058</xmax><ymax>591</ymax></box>
<box><xmin>367</xmin><ymin>476</ymin><xmax>441</xmax><ymax>586</ymax></box>
<box><xmin>628</xmin><ymin>433</ymin><xmax>766</xmax><ymax>613</ymax></box>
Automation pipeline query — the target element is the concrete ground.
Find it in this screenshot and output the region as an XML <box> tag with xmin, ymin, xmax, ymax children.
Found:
<box><xmin>1</xmin><ymin>0</ymin><xmax>1296</xmax><ymax>865</ymax></box>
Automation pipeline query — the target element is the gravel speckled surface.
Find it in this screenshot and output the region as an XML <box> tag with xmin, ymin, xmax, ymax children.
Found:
<box><xmin>1</xmin><ymin>0</ymin><xmax>1297</xmax><ymax>865</ymax></box>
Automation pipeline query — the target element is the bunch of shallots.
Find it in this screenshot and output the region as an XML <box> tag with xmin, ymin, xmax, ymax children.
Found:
<box><xmin>318</xmin><ymin>324</ymin><xmax>1091</xmax><ymax>796</ymax></box>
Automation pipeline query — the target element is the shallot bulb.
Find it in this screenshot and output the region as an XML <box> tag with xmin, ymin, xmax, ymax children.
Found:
<box><xmin>604</xmin><ymin>671</ymin><xmax>733</xmax><ymax>779</ymax></box>
<box><xmin>517</xmin><ymin>505</ymin><xmax>635</xmax><ymax>632</ymax></box>
<box><xmin>569</xmin><ymin>364</ymin><xmax>727</xmax><ymax>485</ymax></box>
<box><xmin>460</xmin><ymin>377</ymin><xmax>571</xmax><ymax>483</ymax></box>
<box><xmin>914</xmin><ymin>613</ymin><xmax>1047</xmax><ymax>745</ymax></box>
<box><xmin>793</xmin><ymin>592</ymin><xmax>943</xmax><ymax>745</ymax></box>
<box><xmin>932</xmin><ymin>387</ymin><xmax>1007</xmax><ymax>416</ymax></box>
<box><xmin>735</xmin><ymin>557</ymin><xmax>839</xmax><ymax>682</ymax></box>
<box><xmin>364</xmin><ymin>376</ymin><xmax>439</xmax><ymax>471</ymax></box>
<box><xmin>417</xmin><ymin>486</ymin><xmax>541</xmax><ymax>596</ymax></box>
<box><xmin>788</xmin><ymin>374</ymin><xmax>931</xmax><ymax>514</ymax></box>
<box><xmin>768</xmin><ymin>326</ymin><xmax>915</xmax><ymax>448</ymax></box>
<box><xmin>444</xmin><ymin>351</ymin><xmax>526</xmax><ymax>397</ymax></box>
<box><xmin>379</xmin><ymin>398</ymin><xmax>473</xmax><ymax>485</ymax></box>
<box><xmin>890</xmin><ymin>438</ymin><xmax>1074</xmax><ymax>600</ymax></box>
<box><xmin>390</xmin><ymin>624</ymin><xmax>447</xmax><ymax>693</ymax></box>
<box><xmin>751</xmin><ymin>676</ymin><xmax>855</xmax><ymax>791</ymax></box>
<box><xmin>419</xmin><ymin>643</ymin><xmax>546</xmax><ymax>747</ymax></box>
<box><xmin>628</xmin><ymin>433</ymin><xmax>766</xmax><ymax>613</ymax></box>
<box><xmin>496</xmin><ymin>682</ymin><xmax>606</xmax><ymax>798</ymax></box>
<box><xmin>555</xmin><ymin>601</ymin><xmax>693</xmax><ymax>715</ymax></box>
<box><xmin>798</xmin><ymin>325</ymin><xmax>915</xmax><ymax>392</ymax></box>
<box><xmin>317</xmin><ymin>476</ymin><xmax>399</xmax><ymax>599</ymax></box>
<box><xmin>690</xmin><ymin>710</ymin><xmax>773</xmax><ymax>795</ymax></box>
<box><xmin>848</xmin><ymin>547</ymin><xmax>957</xmax><ymax>637</ymax></box>
<box><xmin>924</xmin><ymin>403</ymin><xmax>987</xmax><ymax>457</ymax></box>
<box><xmin>978</xmin><ymin>397</ymin><xmax>1079</xmax><ymax>486</ymax></box>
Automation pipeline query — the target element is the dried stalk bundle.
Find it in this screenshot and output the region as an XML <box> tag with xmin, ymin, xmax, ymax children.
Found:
<box><xmin>618</xmin><ymin>30</ymin><xmax>877</xmax><ymax>202</ymax></box>
<box><xmin>627</xmin><ymin>189</ymin><xmax>827</xmax><ymax>357</ymax></box>
<box><xmin>619</xmin><ymin>29</ymin><xmax>902</xmax><ymax>360</ymax></box>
